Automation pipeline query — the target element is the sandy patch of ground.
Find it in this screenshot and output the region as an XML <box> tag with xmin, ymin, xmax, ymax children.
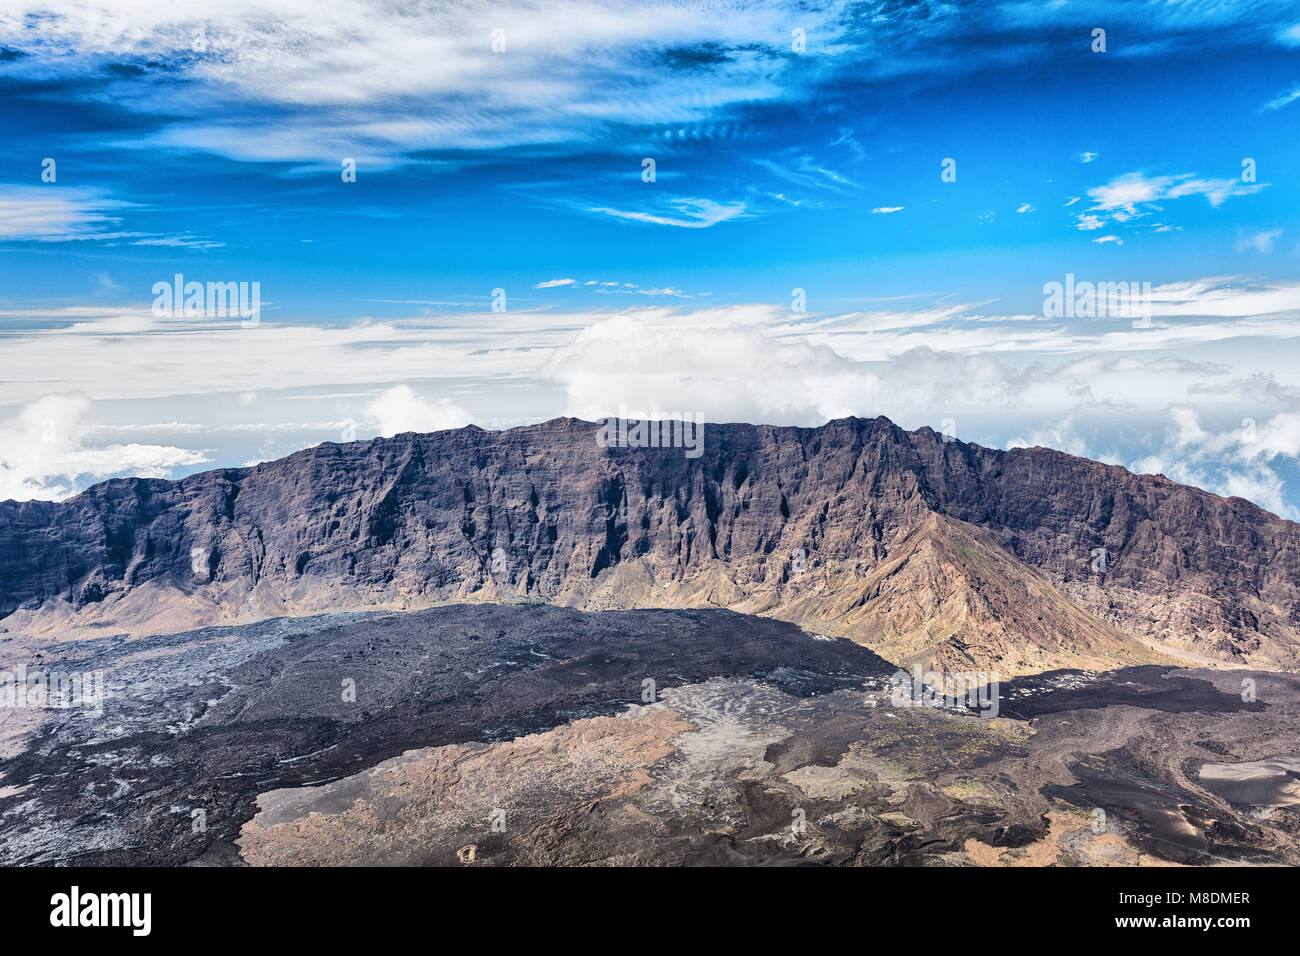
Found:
<box><xmin>964</xmin><ymin>811</ymin><xmax>1185</xmax><ymax>867</ymax></box>
<box><xmin>238</xmin><ymin>708</ymin><xmax>693</xmax><ymax>866</ymax></box>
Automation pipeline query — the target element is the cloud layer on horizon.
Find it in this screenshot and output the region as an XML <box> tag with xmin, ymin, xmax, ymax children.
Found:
<box><xmin>4</xmin><ymin>275</ymin><xmax>1300</xmax><ymax>516</ymax></box>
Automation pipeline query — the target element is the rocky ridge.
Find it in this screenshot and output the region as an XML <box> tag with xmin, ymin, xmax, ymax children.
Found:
<box><xmin>2</xmin><ymin>416</ymin><xmax>1297</xmax><ymax>675</ymax></box>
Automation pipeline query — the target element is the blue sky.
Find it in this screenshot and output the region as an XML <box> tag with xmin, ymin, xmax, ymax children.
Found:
<box><xmin>2</xmin><ymin>1</ymin><xmax>1300</xmax><ymax>515</ymax></box>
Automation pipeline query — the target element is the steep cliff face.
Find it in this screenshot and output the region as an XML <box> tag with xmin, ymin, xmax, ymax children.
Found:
<box><xmin>1</xmin><ymin>416</ymin><xmax>1297</xmax><ymax>675</ymax></box>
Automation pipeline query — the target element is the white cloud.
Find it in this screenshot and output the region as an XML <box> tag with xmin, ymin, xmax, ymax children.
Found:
<box><xmin>0</xmin><ymin>0</ymin><xmax>845</xmax><ymax>166</ymax></box>
<box><xmin>0</xmin><ymin>185</ymin><xmax>223</xmax><ymax>246</ymax></box>
<box><xmin>756</xmin><ymin>155</ymin><xmax>862</xmax><ymax>194</ymax></box>
<box><xmin>1008</xmin><ymin>416</ymin><xmax>1093</xmax><ymax>458</ymax></box>
<box><xmin>1241</xmin><ymin>411</ymin><xmax>1300</xmax><ymax>461</ymax></box>
<box><xmin>1075</xmin><ymin>171</ymin><xmax>1266</xmax><ymax>232</ymax></box>
<box><xmin>132</xmin><ymin>235</ymin><xmax>226</xmax><ymax>250</ymax></box>
<box><xmin>0</xmin><ymin>393</ymin><xmax>209</xmax><ymax>501</ymax></box>
<box><xmin>1164</xmin><ymin>177</ymin><xmax>1264</xmax><ymax>206</ymax></box>
<box><xmin>0</xmin><ymin>186</ymin><xmax>128</xmax><ymax>242</ymax></box>
<box><xmin>1087</xmin><ymin>173</ymin><xmax>1169</xmax><ymax>215</ymax></box>
<box><xmin>6</xmin><ymin>0</ymin><xmax>1298</xmax><ymax>175</ymax></box>
<box><xmin>588</xmin><ymin>198</ymin><xmax>746</xmax><ymax>229</ymax></box>
<box><xmin>5</xmin><ymin>276</ymin><xmax>1300</xmax><ymax>513</ymax></box>
<box><xmin>871</xmin><ymin>206</ymin><xmax>903</xmax><ymax>214</ymax></box>
<box><xmin>1262</xmin><ymin>85</ymin><xmax>1300</xmax><ymax>110</ymax></box>
<box><xmin>1237</xmin><ymin>228</ymin><xmax>1282</xmax><ymax>253</ymax></box>
<box><xmin>537</xmin><ymin>279</ymin><xmax>697</xmax><ymax>298</ymax></box>
<box><xmin>540</xmin><ymin>314</ymin><xmax>869</xmax><ymax>424</ymax></box>
<box><xmin>1129</xmin><ymin>406</ymin><xmax>1300</xmax><ymax>520</ymax></box>
<box><xmin>1146</xmin><ymin>277</ymin><xmax>1300</xmax><ymax>317</ymax></box>
<box><xmin>366</xmin><ymin>385</ymin><xmax>472</xmax><ymax>438</ymax></box>
<box><xmin>5</xmin><ymin>278</ymin><xmax>1300</xmax><ymax>411</ymax></box>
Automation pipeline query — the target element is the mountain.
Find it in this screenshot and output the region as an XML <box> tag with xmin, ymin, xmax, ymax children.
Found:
<box><xmin>2</xmin><ymin>416</ymin><xmax>1298</xmax><ymax>676</ymax></box>
<box><xmin>768</xmin><ymin>512</ymin><xmax>1155</xmax><ymax>674</ymax></box>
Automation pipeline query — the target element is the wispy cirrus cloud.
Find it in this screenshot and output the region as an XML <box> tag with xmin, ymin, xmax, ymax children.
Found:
<box><xmin>534</xmin><ymin>278</ymin><xmax>698</xmax><ymax>298</ymax></box>
<box><xmin>588</xmin><ymin>197</ymin><xmax>746</xmax><ymax>229</ymax></box>
<box><xmin>755</xmin><ymin>154</ymin><xmax>861</xmax><ymax>193</ymax></box>
<box><xmin>0</xmin><ymin>0</ymin><xmax>850</xmax><ymax>167</ymax></box>
<box><xmin>0</xmin><ymin>186</ymin><xmax>130</xmax><ymax>242</ymax></box>
<box><xmin>0</xmin><ymin>185</ymin><xmax>224</xmax><ymax>247</ymax></box>
<box><xmin>1237</xmin><ymin>228</ymin><xmax>1282</xmax><ymax>253</ymax></box>
<box><xmin>6</xmin><ymin>0</ymin><xmax>1295</xmax><ymax>171</ymax></box>
<box><xmin>1074</xmin><ymin>171</ymin><xmax>1267</xmax><ymax>232</ymax></box>
<box><xmin>1262</xmin><ymin>84</ymin><xmax>1300</xmax><ymax>111</ymax></box>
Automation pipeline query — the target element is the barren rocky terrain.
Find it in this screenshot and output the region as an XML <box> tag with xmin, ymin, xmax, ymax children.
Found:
<box><xmin>3</xmin><ymin>417</ymin><xmax>1298</xmax><ymax>676</ymax></box>
<box><xmin>1</xmin><ymin>604</ymin><xmax>1296</xmax><ymax>867</ymax></box>
<box><xmin>2</xmin><ymin>418</ymin><xmax>1298</xmax><ymax>868</ymax></box>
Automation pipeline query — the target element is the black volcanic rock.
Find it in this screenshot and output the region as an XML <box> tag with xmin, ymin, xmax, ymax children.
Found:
<box><xmin>0</xmin><ymin>605</ymin><xmax>890</xmax><ymax>865</ymax></box>
<box><xmin>1</xmin><ymin>416</ymin><xmax>1297</xmax><ymax>672</ymax></box>
<box><xmin>3</xmin><ymin>604</ymin><xmax>1295</xmax><ymax>867</ymax></box>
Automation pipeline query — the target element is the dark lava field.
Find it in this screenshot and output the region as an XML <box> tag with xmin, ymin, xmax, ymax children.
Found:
<box><xmin>1</xmin><ymin>605</ymin><xmax>1298</xmax><ymax>867</ymax></box>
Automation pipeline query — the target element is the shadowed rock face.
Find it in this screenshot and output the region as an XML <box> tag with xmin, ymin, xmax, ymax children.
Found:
<box><xmin>2</xmin><ymin>416</ymin><xmax>1298</xmax><ymax>673</ymax></box>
